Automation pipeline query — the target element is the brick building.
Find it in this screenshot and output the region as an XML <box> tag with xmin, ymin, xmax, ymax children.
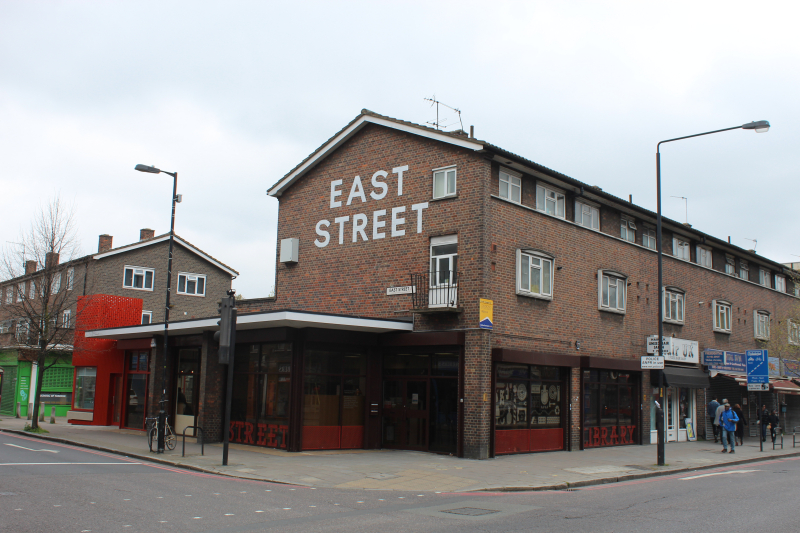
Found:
<box><xmin>87</xmin><ymin>111</ymin><xmax>799</xmax><ymax>457</ymax></box>
<box><xmin>0</xmin><ymin>228</ymin><xmax>237</xmax><ymax>430</ymax></box>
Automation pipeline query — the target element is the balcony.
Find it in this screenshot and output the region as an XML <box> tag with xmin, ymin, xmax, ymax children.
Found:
<box><xmin>409</xmin><ymin>270</ymin><xmax>461</xmax><ymax>313</ymax></box>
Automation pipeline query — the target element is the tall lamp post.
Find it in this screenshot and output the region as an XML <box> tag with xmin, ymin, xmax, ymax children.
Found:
<box><xmin>135</xmin><ymin>163</ymin><xmax>179</xmax><ymax>454</ymax></box>
<box><xmin>655</xmin><ymin>120</ymin><xmax>769</xmax><ymax>466</ymax></box>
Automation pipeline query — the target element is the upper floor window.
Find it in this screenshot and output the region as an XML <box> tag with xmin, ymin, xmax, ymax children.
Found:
<box><xmin>713</xmin><ymin>300</ymin><xmax>732</xmax><ymax>333</ymax></box>
<box><xmin>62</xmin><ymin>309</ymin><xmax>71</xmax><ymax>329</ymax></box>
<box><xmin>725</xmin><ymin>255</ymin><xmax>735</xmax><ymax>275</ymax></box>
<box><xmin>5</xmin><ymin>288</ymin><xmax>12</xmax><ymax>304</ymax></box>
<box><xmin>0</xmin><ymin>321</ymin><xmax>10</xmax><ymax>334</ymax></box>
<box><xmin>430</xmin><ymin>235</ymin><xmax>458</xmax><ymax>286</ymax></box>
<box><xmin>177</xmin><ymin>273</ymin><xmax>206</xmax><ymax>296</ymax></box>
<box><xmin>28</xmin><ymin>280</ymin><xmax>36</xmax><ymax>300</ymax></box>
<box><xmin>15</xmin><ymin>320</ymin><xmax>29</xmax><ymax>343</ymax></box>
<box><xmin>642</xmin><ymin>229</ymin><xmax>656</xmax><ymax>250</ymax></box>
<box><xmin>123</xmin><ymin>266</ymin><xmax>154</xmax><ymax>291</ymax></box>
<box><xmin>673</xmin><ymin>238</ymin><xmax>690</xmax><ymax>261</ymax></box>
<box><xmin>754</xmin><ymin>311</ymin><xmax>770</xmax><ymax>340</ymax></box>
<box><xmin>432</xmin><ymin>165</ymin><xmax>456</xmax><ymax>199</ymax></box>
<box><xmin>66</xmin><ymin>267</ymin><xmax>74</xmax><ymax>291</ymax></box>
<box><xmin>499</xmin><ymin>168</ymin><xmax>521</xmax><ymax>204</ymax></box>
<box><xmin>789</xmin><ymin>320</ymin><xmax>800</xmax><ymax>346</ymax></box>
<box><xmin>598</xmin><ymin>270</ymin><xmax>626</xmax><ymax>314</ymax></box>
<box><xmin>141</xmin><ymin>311</ymin><xmax>152</xmax><ymax>325</ymax></box>
<box><xmin>536</xmin><ymin>184</ymin><xmax>565</xmax><ymax>218</ymax></box>
<box><xmin>51</xmin><ymin>274</ymin><xmax>61</xmax><ymax>294</ymax></box>
<box><xmin>759</xmin><ymin>268</ymin><xmax>770</xmax><ymax>288</ymax></box>
<box><xmin>620</xmin><ymin>218</ymin><xmax>636</xmax><ymax>242</ymax></box>
<box><xmin>663</xmin><ymin>288</ymin><xmax>684</xmax><ymax>324</ymax></box>
<box><xmin>697</xmin><ymin>246</ymin><xmax>712</xmax><ymax>268</ymax></box>
<box><xmin>16</xmin><ymin>282</ymin><xmax>24</xmax><ymax>302</ymax></box>
<box><xmin>775</xmin><ymin>275</ymin><xmax>786</xmax><ymax>292</ymax></box>
<box><xmin>575</xmin><ymin>201</ymin><xmax>599</xmax><ymax>230</ymax></box>
<box><xmin>739</xmin><ymin>260</ymin><xmax>749</xmax><ymax>281</ymax></box>
<box><xmin>516</xmin><ymin>250</ymin><xmax>553</xmax><ymax>300</ymax></box>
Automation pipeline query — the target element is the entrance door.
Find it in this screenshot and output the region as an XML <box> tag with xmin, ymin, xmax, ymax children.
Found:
<box><xmin>382</xmin><ymin>379</ymin><xmax>429</xmax><ymax>450</ymax></box>
<box><xmin>111</xmin><ymin>374</ymin><xmax>122</xmax><ymax>426</ymax></box>
<box><xmin>666</xmin><ymin>387</ymin><xmax>678</xmax><ymax>442</ymax></box>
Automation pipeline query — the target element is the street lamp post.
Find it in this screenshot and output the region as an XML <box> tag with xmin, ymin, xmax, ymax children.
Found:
<box><xmin>135</xmin><ymin>163</ymin><xmax>179</xmax><ymax>454</ymax></box>
<box><xmin>655</xmin><ymin>120</ymin><xmax>769</xmax><ymax>466</ymax></box>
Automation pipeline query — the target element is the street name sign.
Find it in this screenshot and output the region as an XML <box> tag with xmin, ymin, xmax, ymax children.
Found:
<box><xmin>641</xmin><ymin>356</ymin><xmax>665</xmax><ymax>369</ymax></box>
<box><xmin>386</xmin><ymin>286</ymin><xmax>415</xmax><ymax>295</ymax></box>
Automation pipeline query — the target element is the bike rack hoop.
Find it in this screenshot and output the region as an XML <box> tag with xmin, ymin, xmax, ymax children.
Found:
<box><xmin>182</xmin><ymin>426</ymin><xmax>205</xmax><ymax>457</ymax></box>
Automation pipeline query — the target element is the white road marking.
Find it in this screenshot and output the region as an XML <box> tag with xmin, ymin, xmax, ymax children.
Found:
<box><xmin>282</xmin><ymin>508</ymin><xmax>291</xmax><ymax>510</ymax></box>
<box><xmin>0</xmin><ymin>462</ymin><xmax>141</xmax><ymax>466</ymax></box>
<box><xmin>192</xmin><ymin>517</ymin><xmax>202</xmax><ymax>519</ymax></box>
<box><xmin>4</xmin><ymin>443</ymin><xmax>58</xmax><ymax>453</ymax></box>
<box><xmin>309</xmin><ymin>505</ymin><xmax>316</xmax><ymax>508</ymax></box>
<box><xmin>224</xmin><ymin>513</ymin><xmax>234</xmax><ymax>516</ymax></box>
<box><xmin>679</xmin><ymin>469</ymin><xmax>760</xmax><ymax>480</ymax></box>
<box><xmin>255</xmin><ymin>510</ymin><xmax>264</xmax><ymax>513</ymax></box>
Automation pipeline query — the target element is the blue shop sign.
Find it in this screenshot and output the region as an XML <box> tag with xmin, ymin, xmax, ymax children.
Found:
<box><xmin>703</xmin><ymin>349</ymin><xmax>746</xmax><ymax>373</ymax></box>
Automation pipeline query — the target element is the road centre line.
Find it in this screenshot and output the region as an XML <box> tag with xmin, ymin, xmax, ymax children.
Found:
<box><xmin>4</xmin><ymin>443</ymin><xmax>59</xmax><ymax>453</ymax></box>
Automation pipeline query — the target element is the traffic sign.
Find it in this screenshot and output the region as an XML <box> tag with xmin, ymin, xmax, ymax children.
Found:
<box><xmin>641</xmin><ymin>356</ymin><xmax>665</xmax><ymax>369</ymax></box>
<box><xmin>746</xmin><ymin>349</ymin><xmax>768</xmax><ymax>384</ymax></box>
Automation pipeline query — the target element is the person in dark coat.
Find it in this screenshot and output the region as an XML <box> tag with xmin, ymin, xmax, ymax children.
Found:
<box><xmin>760</xmin><ymin>407</ymin><xmax>771</xmax><ymax>442</ymax></box>
<box><xmin>769</xmin><ymin>409</ymin><xmax>781</xmax><ymax>443</ymax></box>
<box><xmin>732</xmin><ymin>404</ymin><xmax>747</xmax><ymax>446</ymax></box>
<box><xmin>707</xmin><ymin>397</ymin><xmax>720</xmax><ymax>443</ymax></box>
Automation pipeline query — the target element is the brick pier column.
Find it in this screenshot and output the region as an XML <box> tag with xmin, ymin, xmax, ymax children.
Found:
<box><xmin>462</xmin><ymin>329</ymin><xmax>492</xmax><ymax>459</ymax></box>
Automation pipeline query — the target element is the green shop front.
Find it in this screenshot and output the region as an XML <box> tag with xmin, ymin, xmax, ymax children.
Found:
<box><xmin>0</xmin><ymin>350</ymin><xmax>74</xmax><ymax>418</ymax></box>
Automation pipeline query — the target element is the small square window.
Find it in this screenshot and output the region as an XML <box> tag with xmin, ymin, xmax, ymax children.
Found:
<box><xmin>123</xmin><ymin>266</ymin><xmax>154</xmax><ymax>291</ymax></box>
<box><xmin>432</xmin><ymin>166</ymin><xmax>456</xmax><ymax>199</ymax></box>
<box><xmin>535</xmin><ymin>184</ymin><xmax>565</xmax><ymax>218</ymax></box>
<box><xmin>499</xmin><ymin>169</ymin><xmax>521</xmax><ymax>204</ymax></box>
<box><xmin>141</xmin><ymin>311</ymin><xmax>152</xmax><ymax>325</ymax></box>
<box><xmin>177</xmin><ymin>273</ymin><xmax>206</xmax><ymax>296</ymax></box>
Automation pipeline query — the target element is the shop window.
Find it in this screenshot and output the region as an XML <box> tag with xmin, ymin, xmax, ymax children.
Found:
<box><xmin>598</xmin><ymin>270</ymin><xmax>627</xmax><ymax>314</ymax></box>
<box><xmin>575</xmin><ymin>201</ymin><xmax>599</xmax><ymax>230</ymax></box>
<box><xmin>177</xmin><ymin>272</ymin><xmax>206</xmax><ymax>296</ymax></box>
<box><xmin>713</xmin><ymin>300</ymin><xmax>732</xmax><ymax>333</ymax></box>
<box><xmin>494</xmin><ymin>364</ymin><xmax>564</xmax><ymax>454</ymax></box>
<box><xmin>663</xmin><ymin>288</ymin><xmax>684</xmax><ymax>324</ymax></box>
<box><xmin>516</xmin><ymin>250</ymin><xmax>553</xmax><ymax>299</ymax></box>
<box><xmin>754</xmin><ymin>311</ymin><xmax>770</xmax><ymax>340</ymax></box>
<box><xmin>432</xmin><ymin>165</ymin><xmax>456</xmax><ymax>199</ymax></box>
<box><xmin>123</xmin><ymin>266</ymin><xmax>154</xmax><ymax>291</ymax></box>
<box><xmin>73</xmin><ymin>367</ymin><xmax>97</xmax><ymax>410</ymax></box>
<box><xmin>499</xmin><ymin>168</ymin><xmax>521</xmax><ymax>204</ymax></box>
<box><xmin>583</xmin><ymin>370</ymin><xmax>638</xmax><ymax>448</ymax></box>
<box><xmin>123</xmin><ymin>351</ymin><xmax>150</xmax><ymax>430</ymax></box>
<box><xmin>536</xmin><ymin>184</ymin><xmax>565</xmax><ymax>218</ymax></box>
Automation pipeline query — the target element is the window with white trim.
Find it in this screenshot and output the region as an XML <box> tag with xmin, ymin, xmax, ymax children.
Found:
<box><xmin>0</xmin><ymin>321</ymin><xmax>10</xmax><ymax>334</ymax></box>
<box><xmin>697</xmin><ymin>246</ymin><xmax>712</xmax><ymax>268</ymax></box>
<box><xmin>177</xmin><ymin>273</ymin><xmax>206</xmax><ymax>296</ymax></box>
<box><xmin>663</xmin><ymin>288</ymin><xmax>684</xmax><ymax>323</ymax></box>
<box><xmin>775</xmin><ymin>275</ymin><xmax>786</xmax><ymax>293</ymax></box>
<box><xmin>759</xmin><ymin>268</ymin><xmax>770</xmax><ymax>288</ymax></box>
<box><xmin>725</xmin><ymin>255</ymin><xmax>735</xmax><ymax>275</ymax></box>
<box><xmin>673</xmin><ymin>238</ymin><xmax>690</xmax><ymax>261</ymax></box>
<box><xmin>516</xmin><ymin>250</ymin><xmax>553</xmax><ymax>299</ymax></box>
<box><xmin>28</xmin><ymin>280</ymin><xmax>36</xmax><ymax>299</ymax></box>
<box><xmin>535</xmin><ymin>184</ymin><xmax>565</xmax><ymax>218</ymax></box>
<box><xmin>15</xmin><ymin>320</ymin><xmax>29</xmax><ymax>343</ymax></box>
<box><xmin>575</xmin><ymin>201</ymin><xmax>599</xmax><ymax>230</ymax></box>
<box><xmin>499</xmin><ymin>168</ymin><xmax>521</xmax><ymax>204</ymax></box>
<box><xmin>51</xmin><ymin>273</ymin><xmax>61</xmax><ymax>294</ymax></box>
<box><xmin>432</xmin><ymin>165</ymin><xmax>456</xmax><ymax>199</ymax></box>
<box><xmin>789</xmin><ymin>320</ymin><xmax>800</xmax><ymax>346</ymax></box>
<box><xmin>643</xmin><ymin>229</ymin><xmax>656</xmax><ymax>250</ymax></box>
<box><xmin>794</xmin><ymin>286</ymin><xmax>800</xmax><ymax>298</ymax></box>
<box><xmin>713</xmin><ymin>300</ymin><xmax>732</xmax><ymax>333</ymax></box>
<box><xmin>620</xmin><ymin>218</ymin><xmax>636</xmax><ymax>242</ymax></box>
<box><xmin>598</xmin><ymin>270</ymin><xmax>626</xmax><ymax>313</ymax></box>
<box><xmin>754</xmin><ymin>310</ymin><xmax>770</xmax><ymax>340</ymax></box>
<box><xmin>430</xmin><ymin>235</ymin><xmax>458</xmax><ymax>286</ymax></box>
<box><xmin>16</xmin><ymin>282</ymin><xmax>24</xmax><ymax>302</ymax></box>
<box><xmin>739</xmin><ymin>260</ymin><xmax>749</xmax><ymax>281</ymax></box>
<box><xmin>66</xmin><ymin>267</ymin><xmax>74</xmax><ymax>290</ymax></box>
<box><xmin>62</xmin><ymin>309</ymin><xmax>71</xmax><ymax>329</ymax></box>
<box><xmin>123</xmin><ymin>266</ymin><xmax>154</xmax><ymax>291</ymax></box>
<box><xmin>141</xmin><ymin>311</ymin><xmax>152</xmax><ymax>325</ymax></box>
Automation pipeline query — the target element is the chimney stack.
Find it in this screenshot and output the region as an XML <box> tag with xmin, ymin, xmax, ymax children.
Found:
<box><xmin>140</xmin><ymin>228</ymin><xmax>155</xmax><ymax>241</ymax></box>
<box><xmin>25</xmin><ymin>260</ymin><xmax>37</xmax><ymax>275</ymax></box>
<box><xmin>45</xmin><ymin>252</ymin><xmax>59</xmax><ymax>269</ymax></box>
<box><xmin>98</xmin><ymin>234</ymin><xmax>113</xmax><ymax>253</ymax></box>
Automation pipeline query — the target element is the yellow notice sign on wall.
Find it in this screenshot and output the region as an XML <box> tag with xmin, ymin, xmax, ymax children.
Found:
<box><xmin>479</xmin><ymin>299</ymin><xmax>493</xmax><ymax>330</ymax></box>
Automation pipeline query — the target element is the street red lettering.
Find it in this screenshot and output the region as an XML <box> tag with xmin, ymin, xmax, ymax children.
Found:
<box><xmin>267</xmin><ymin>425</ymin><xmax>277</xmax><ymax>447</ymax></box>
<box><xmin>627</xmin><ymin>426</ymin><xmax>636</xmax><ymax>444</ymax></box>
<box><xmin>610</xmin><ymin>426</ymin><xmax>619</xmax><ymax>445</ymax></box>
<box><xmin>600</xmin><ymin>427</ymin><xmax>609</xmax><ymax>446</ymax></box>
<box><xmin>256</xmin><ymin>423</ymin><xmax>268</xmax><ymax>446</ymax></box>
<box><xmin>244</xmin><ymin>422</ymin><xmax>255</xmax><ymax>444</ymax></box>
<box><xmin>619</xmin><ymin>426</ymin><xmax>628</xmax><ymax>444</ymax></box>
<box><xmin>593</xmin><ymin>427</ymin><xmax>600</xmax><ymax>446</ymax></box>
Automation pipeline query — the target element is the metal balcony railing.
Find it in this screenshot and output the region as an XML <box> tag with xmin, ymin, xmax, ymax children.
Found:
<box><xmin>410</xmin><ymin>270</ymin><xmax>458</xmax><ymax>310</ymax></box>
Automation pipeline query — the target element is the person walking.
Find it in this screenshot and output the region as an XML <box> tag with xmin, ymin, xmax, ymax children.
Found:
<box><xmin>769</xmin><ymin>409</ymin><xmax>781</xmax><ymax>443</ymax></box>
<box><xmin>760</xmin><ymin>405</ymin><xmax>770</xmax><ymax>442</ymax></box>
<box><xmin>719</xmin><ymin>402</ymin><xmax>739</xmax><ymax>454</ymax></box>
<box><xmin>732</xmin><ymin>403</ymin><xmax>747</xmax><ymax>446</ymax></box>
<box><xmin>707</xmin><ymin>397</ymin><xmax>720</xmax><ymax>443</ymax></box>
<box><xmin>714</xmin><ymin>399</ymin><xmax>727</xmax><ymax>442</ymax></box>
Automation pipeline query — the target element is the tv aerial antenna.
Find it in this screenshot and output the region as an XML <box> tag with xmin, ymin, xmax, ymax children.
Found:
<box><xmin>744</xmin><ymin>238</ymin><xmax>757</xmax><ymax>252</ymax></box>
<box><xmin>670</xmin><ymin>196</ymin><xmax>688</xmax><ymax>224</ymax></box>
<box><xmin>424</xmin><ymin>95</ymin><xmax>463</xmax><ymax>131</ymax></box>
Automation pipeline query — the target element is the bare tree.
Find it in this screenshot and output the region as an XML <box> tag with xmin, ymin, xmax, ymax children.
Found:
<box><xmin>759</xmin><ymin>270</ymin><xmax>800</xmax><ymax>369</ymax></box>
<box><xmin>0</xmin><ymin>196</ymin><xmax>84</xmax><ymax>429</ymax></box>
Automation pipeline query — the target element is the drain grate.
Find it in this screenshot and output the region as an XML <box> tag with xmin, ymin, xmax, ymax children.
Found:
<box><xmin>441</xmin><ymin>507</ymin><xmax>500</xmax><ymax>517</ymax></box>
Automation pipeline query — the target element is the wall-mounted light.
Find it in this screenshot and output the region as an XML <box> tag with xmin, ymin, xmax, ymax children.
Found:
<box><xmin>575</xmin><ymin>340</ymin><xmax>581</xmax><ymax>350</ymax></box>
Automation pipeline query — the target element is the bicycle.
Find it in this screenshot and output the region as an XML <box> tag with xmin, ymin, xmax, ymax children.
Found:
<box><xmin>146</xmin><ymin>416</ymin><xmax>176</xmax><ymax>452</ymax></box>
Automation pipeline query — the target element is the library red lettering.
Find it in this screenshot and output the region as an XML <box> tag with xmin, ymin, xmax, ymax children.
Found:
<box><xmin>585</xmin><ymin>425</ymin><xmax>637</xmax><ymax>447</ymax></box>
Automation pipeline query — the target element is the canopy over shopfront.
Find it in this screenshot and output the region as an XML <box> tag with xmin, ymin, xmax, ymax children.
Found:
<box><xmin>654</xmin><ymin>367</ymin><xmax>709</xmax><ymax>389</ymax></box>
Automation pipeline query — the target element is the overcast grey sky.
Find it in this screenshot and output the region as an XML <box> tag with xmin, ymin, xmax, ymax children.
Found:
<box><xmin>1</xmin><ymin>1</ymin><xmax>797</xmax><ymax>297</ymax></box>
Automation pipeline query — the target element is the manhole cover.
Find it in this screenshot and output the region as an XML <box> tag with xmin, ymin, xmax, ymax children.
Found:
<box><xmin>441</xmin><ymin>507</ymin><xmax>500</xmax><ymax>517</ymax></box>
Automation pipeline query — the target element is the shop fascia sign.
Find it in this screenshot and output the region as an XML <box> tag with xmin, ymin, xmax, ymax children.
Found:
<box><xmin>314</xmin><ymin>165</ymin><xmax>430</xmax><ymax>248</ymax></box>
<box><xmin>702</xmin><ymin>349</ymin><xmax>746</xmax><ymax>374</ymax></box>
<box><xmin>646</xmin><ymin>335</ymin><xmax>699</xmax><ymax>364</ymax></box>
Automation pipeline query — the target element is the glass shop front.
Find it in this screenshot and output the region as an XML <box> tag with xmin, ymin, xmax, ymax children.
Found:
<box><xmin>582</xmin><ymin>369</ymin><xmax>640</xmax><ymax>448</ymax></box>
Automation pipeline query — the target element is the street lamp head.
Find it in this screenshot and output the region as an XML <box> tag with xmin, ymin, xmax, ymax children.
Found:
<box><xmin>135</xmin><ymin>164</ymin><xmax>161</xmax><ymax>173</ymax></box>
<box><xmin>742</xmin><ymin>120</ymin><xmax>770</xmax><ymax>133</ymax></box>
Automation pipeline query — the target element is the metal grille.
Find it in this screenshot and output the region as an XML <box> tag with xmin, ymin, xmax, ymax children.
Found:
<box><xmin>441</xmin><ymin>508</ymin><xmax>499</xmax><ymax>517</ymax></box>
<box><xmin>410</xmin><ymin>270</ymin><xmax>458</xmax><ymax>309</ymax></box>
<box><xmin>0</xmin><ymin>367</ymin><xmax>17</xmax><ymax>414</ymax></box>
<box><xmin>43</xmin><ymin>367</ymin><xmax>73</xmax><ymax>389</ymax></box>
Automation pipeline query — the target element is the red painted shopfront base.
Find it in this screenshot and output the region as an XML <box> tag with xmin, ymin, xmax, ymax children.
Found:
<box><xmin>495</xmin><ymin>428</ymin><xmax>564</xmax><ymax>454</ymax></box>
<box><xmin>301</xmin><ymin>426</ymin><xmax>364</xmax><ymax>450</ymax></box>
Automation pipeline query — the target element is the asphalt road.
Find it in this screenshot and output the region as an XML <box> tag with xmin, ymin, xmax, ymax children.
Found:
<box><xmin>1</xmin><ymin>430</ymin><xmax>797</xmax><ymax>532</ymax></box>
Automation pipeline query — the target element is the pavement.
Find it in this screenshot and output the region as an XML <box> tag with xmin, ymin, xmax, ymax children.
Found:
<box><xmin>2</xmin><ymin>416</ymin><xmax>798</xmax><ymax>493</ymax></box>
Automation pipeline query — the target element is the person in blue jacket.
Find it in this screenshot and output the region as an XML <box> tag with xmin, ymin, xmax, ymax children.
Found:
<box><xmin>719</xmin><ymin>402</ymin><xmax>739</xmax><ymax>454</ymax></box>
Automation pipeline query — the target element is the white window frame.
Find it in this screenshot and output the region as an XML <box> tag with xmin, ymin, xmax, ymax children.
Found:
<box><xmin>29</xmin><ymin>280</ymin><xmax>36</xmax><ymax>300</ymax></box>
<box><xmin>754</xmin><ymin>310</ymin><xmax>770</xmax><ymax>340</ymax></box>
<box><xmin>642</xmin><ymin>229</ymin><xmax>656</xmax><ymax>250</ymax></box>
<box><xmin>141</xmin><ymin>311</ymin><xmax>152</xmax><ymax>325</ymax></box>
<box><xmin>15</xmin><ymin>320</ymin><xmax>29</xmax><ymax>343</ymax></box>
<box><xmin>759</xmin><ymin>268</ymin><xmax>770</xmax><ymax>288</ymax></box>
<box><xmin>429</xmin><ymin>235</ymin><xmax>458</xmax><ymax>287</ymax></box>
<box><xmin>499</xmin><ymin>168</ymin><xmax>522</xmax><ymax>204</ymax></box>
<box><xmin>673</xmin><ymin>238</ymin><xmax>690</xmax><ymax>261</ymax></box>
<box><xmin>663</xmin><ymin>288</ymin><xmax>685</xmax><ymax>324</ymax></box>
<box><xmin>620</xmin><ymin>217</ymin><xmax>636</xmax><ymax>242</ymax></box>
<box><xmin>62</xmin><ymin>309</ymin><xmax>71</xmax><ymax>329</ymax></box>
<box><xmin>598</xmin><ymin>270</ymin><xmax>627</xmax><ymax>314</ymax></box>
<box><xmin>774</xmin><ymin>275</ymin><xmax>786</xmax><ymax>293</ymax></box>
<box><xmin>0</xmin><ymin>321</ymin><xmax>10</xmax><ymax>334</ymax></box>
<box><xmin>725</xmin><ymin>255</ymin><xmax>735</xmax><ymax>275</ymax></box>
<box><xmin>123</xmin><ymin>266</ymin><xmax>155</xmax><ymax>291</ymax></box>
<box><xmin>4</xmin><ymin>288</ymin><xmax>10</xmax><ymax>304</ymax></box>
<box><xmin>697</xmin><ymin>246</ymin><xmax>712</xmax><ymax>268</ymax></box>
<box><xmin>575</xmin><ymin>200</ymin><xmax>600</xmax><ymax>231</ymax></box>
<box><xmin>66</xmin><ymin>267</ymin><xmax>74</xmax><ymax>291</ymax></box>
<box><xmin>739</xmin><ymin>261</ymin><xmax>749</xmax><ymax>281</ymax></box>
<box><xmin>535</xmin><ymin>184</ymin><xmax>565</xmax><ymax>219</ymax></box>
<box><xmin>51</xmin><ymin>273</ymin><xmax>61</xmax><ymax>294</ymax></box>
<box><xmin>516</xmin><ymin>250</ymin><xmax>554</xmax><ymax>300</ymax></box>
<box><xmin>177</xmin><ymin>272</ymin><xmax>206</xmax><ymax>297</ymax></box>
<box><xmin>789</xmin><ymin>320</ymin><xmax>800</xmax><ymax>346</ymax></box>
<box><xmin>712</xmin><ymin>300</ymin><xmax>732</xmax><ymax>333</ymax></box>
<box><xmin>432</xmin><ymin>165</ymin><xmax>457</xmax><ymax>199</ymax></box>
<box><xmin>16</xmin><ymin>282</ymin><xmax>24</xmax><ymax>302</ymax></box>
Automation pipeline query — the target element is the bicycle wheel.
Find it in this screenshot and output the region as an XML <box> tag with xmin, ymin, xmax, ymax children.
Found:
<box><xmin>165</xmin><ymin>427</ymin><xmax>176</xmax><ymax>451</ymax></box>
<box><xmin>148</xmin><ymin>427</ymin><xmax>157</xmax><ymax>452</ymax></box>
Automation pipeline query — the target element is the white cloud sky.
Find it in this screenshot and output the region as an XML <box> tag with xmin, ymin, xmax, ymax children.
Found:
<box><xmin>1</xmin><ymin>0</ymin><xmax>797</xmax><ymax>297</ymax></box>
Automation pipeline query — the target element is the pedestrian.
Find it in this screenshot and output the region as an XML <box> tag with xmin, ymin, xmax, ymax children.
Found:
<box><xmin>707</xmin><ymin>397</ymin><xmax>720</xmax><ymax>443</ymax></box>
<box><xmin>760</xmin><ymin>405</ymin><xmax>770</xmax><ymax>442</ymax></box>
<box><xmin>714</xmin><ymin>399</ymin><xmax>727</xmax><ymax>441</ymax></box>
<box><xmin>719</xmin><ymin>402</ymin><xmax>739</xmax><ymax>454</ymax></box>
<box><xmin>732</xmin><ymin>403</ymin><xmax>747</xmax><ymax>446</ymax></box>
<box><xmin>769</xmin><ymin>409</ymin><xmax>781</xmax><ymax>443</ymax></box>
